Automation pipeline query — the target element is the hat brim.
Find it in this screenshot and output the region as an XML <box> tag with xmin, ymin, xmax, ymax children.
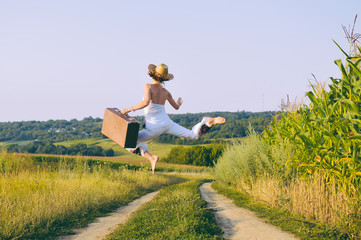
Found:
<box><xmin>148</xmin><ymin>64</ymin><xmax>174</xmax><ymax>81</ymax></box>
<box><xmin>148</xmin><ymin>64</ymin><xmax>157</xmax><ymax>72</ymax></box>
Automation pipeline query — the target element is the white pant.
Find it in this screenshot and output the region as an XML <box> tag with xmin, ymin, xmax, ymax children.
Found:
<box><xmin>135</xmin><ymin>103</ymin><xmax>210</xmax><ymax>154</ymax></box>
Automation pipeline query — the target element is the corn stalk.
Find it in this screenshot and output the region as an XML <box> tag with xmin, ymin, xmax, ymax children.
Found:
<box><xmin>263</xmin><ymin>43</ymin><xmax>361</xmax><ymax>195</ymax></box>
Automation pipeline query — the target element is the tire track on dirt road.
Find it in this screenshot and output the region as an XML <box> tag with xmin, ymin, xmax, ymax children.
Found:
<box><xmin>199</xmin><ymin>182</ymin><xmax>299</xmax><ymax>240</ymax></box>
<box><xmin>58</xmin><ymin>190</ymin><xmax>160</xmax><ymax>240</ymax></box>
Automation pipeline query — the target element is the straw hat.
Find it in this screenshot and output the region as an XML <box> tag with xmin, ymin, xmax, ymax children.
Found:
<box><xmin>148</xmin><ymin>63</ymin><xmax>174</xmax><ymax>81</ymax></box>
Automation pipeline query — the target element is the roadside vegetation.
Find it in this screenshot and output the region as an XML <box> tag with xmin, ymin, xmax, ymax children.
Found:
<box><xmin>0</xmin><ymin>151</ymin><xmax>187</xmax><ymax>240</ymax></box>
<box><xmin>106</xmin><ymin>180</ymin><xmax>224</xmax><ymax>240</ymax></box>
<box><xmin>212</xmin><ymin>182</ymin><xmax>345</xmax><ymax>240</ymax></box>
<box><xmin>214</xmin><ymin>35</ymin><xmax>361</xmax><ymax>239</ymax></box>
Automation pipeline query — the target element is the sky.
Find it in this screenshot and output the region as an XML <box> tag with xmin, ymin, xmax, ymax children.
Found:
<box><xmin>0</xmin><ymin>0</ymin><xmax>360</xmax><ymax>122</ymax></box>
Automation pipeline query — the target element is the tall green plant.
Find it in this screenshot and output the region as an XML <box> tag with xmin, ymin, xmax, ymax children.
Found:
<box><xmin>263</xmin><ymin>43</ymin><xmax>361</xmax><ymax>194</ymax></box>
<box><xmin>214</xmin><ymin>127</ymin><xmax>292</xmax><ymax>185</ymax></box>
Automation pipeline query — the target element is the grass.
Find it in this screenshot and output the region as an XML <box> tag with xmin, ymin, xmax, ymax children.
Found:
<box><xmin>28</xmin><ymin>154</ymin><xmax>212</xmax><ymax>174</ymax></box>
<box><xmin>238</xmin><ymin>174</ymin><xmax>355</xmax><ymax>226</ymax></box>
<box><xmin>213</xmin><ymin>131</ymin><xmax>361</xmax><ymax>239</ymax></box>
<box><xmin>0</xmin><ymin>151</ymin><xmax>185</xmax><ymax>240</ymax></box>
<box><xmin>106</xmin><ymin>180</ymin><xmax>224</xmax><ymax>240</ymax></box>
<box><xmin>0</xmin><ymin>140</ymin><xmax>33</xmax><ymax>147</ymax></box>
<box><xmin>54</xmin><ymin>138</ymin><xmax>130</xmax><ymax>156</ymax></box>
<box><xmin>147</xmin><ymin>141</ymin><xmax>188</xmax><ymax>159</ymax></box>
<box><xmin>212</xmin><ymin>182</ymin><xmax>356</xmax><ymax>240</ymax></box>
<box><xmin>1</xmin><ymin>137</ymin><xmax>200</xmax><ymax>159</ymax></box>
<box><xmin>55</xmin><ymin>138</ymin><xmax>190</xmax><ymax>159</ymax></box>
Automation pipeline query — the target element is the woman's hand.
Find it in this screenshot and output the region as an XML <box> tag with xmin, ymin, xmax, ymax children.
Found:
<box><xmin>121</xmin><ymin>108</ymin><xmax>130</xmax><ymax>115</ymax></box>
<box><xmin>176</xmin><ymin>97</ymin><xmax>183</xmax><ymax>107</ymax></box>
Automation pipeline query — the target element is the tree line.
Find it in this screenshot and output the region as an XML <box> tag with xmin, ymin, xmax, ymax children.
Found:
<box><xmin>0</xmin><ymin>117</ymin><xmax>103</xmax><ymax>142</ymax></box>
<box><xmin>5</xmin><ymin>141</ymin><xmax>114</xmax><ymax>157</ymax></box>
<box><xmin>0</xmin><ymin>111</ymin><xmax>275</xmax><ymax>145</ymax></box>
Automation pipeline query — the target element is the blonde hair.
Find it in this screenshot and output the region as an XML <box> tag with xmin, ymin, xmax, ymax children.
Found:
<box><xmin>148</xmin><ymin>71</ymin><xmax>169</xmax><ymax>82</ymax></box>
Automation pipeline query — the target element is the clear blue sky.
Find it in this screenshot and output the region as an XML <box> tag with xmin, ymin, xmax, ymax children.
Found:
<box><xmin>0</xmin><ymin>0</ymin><xmax>359</xmax><ymax>122</ymax></box>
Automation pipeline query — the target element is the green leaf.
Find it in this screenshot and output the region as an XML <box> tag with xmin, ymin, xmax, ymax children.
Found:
<box><xmin>306</xmin><ymin>91</ymin><xmax>318</xmax><ymax>105</ymax></box>
<box><xmin>350</xmin><ymin>118</ymin><xmax>361</xmax><ymax>125</ymax></box>
<box><xmin>347</xmin><ymin>59</ymin><xmax>361</xmax><ymax>80</ymax></box>
<box><xmin>340</xmin><ymin>99</ymin><xmax>360</xmax><ymax>115</ymax></box>
<box><xmin>333</xmin><ymin>40</ymin><xmax>350</xmax><ymax>58</ymax></box>
<box><xmin>334</xmin><ymin>59</ymin><xmax>350</xmax><ymax>81</ymax></box>
<box><xmin>297</xmin><ymin>133</ymin><xmax>313</xmax><ymax>147</ymax></box>
<box><xmin>349</xmin><ymin>134</ymin><xmax>361</xmax><ymax>140</ymax></box>
<box><xmin>314</xmin><ymin>106</ymin><xmax>327</xmax><ymax>118</ymax></box>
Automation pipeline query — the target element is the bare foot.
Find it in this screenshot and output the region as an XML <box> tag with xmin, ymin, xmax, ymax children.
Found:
<box><xmin>208</xmin><ymin>117</ymin><xmax>227</xmax><ymax>127</ymax></box>
<box><xmin>150</xmin><ymin>155</ymin><xmax>159</xmax><ymax>175</ymax></box>
<box><xmin>144</xmin><ymin>151</ymin><xmax>159</xmax><ymax>174</ymax></box>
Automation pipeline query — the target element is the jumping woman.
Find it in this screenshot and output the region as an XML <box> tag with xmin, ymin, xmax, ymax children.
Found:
<box><xmin>121</xmin><ymin>63</ymin><xmax>226</xmax><ymax>174</ymax></box>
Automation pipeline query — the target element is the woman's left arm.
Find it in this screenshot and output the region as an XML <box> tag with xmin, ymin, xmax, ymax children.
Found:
<box><xmin>121</xmin><ymin>84</ymin><xmax>151</xmax><ymax>114</ymax></box>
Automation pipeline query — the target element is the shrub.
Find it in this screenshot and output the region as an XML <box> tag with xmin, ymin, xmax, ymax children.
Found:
<box><xmin>163</xmin><ymin>144</ymin><xmax>224</xmax><ymax>167</ymax></box>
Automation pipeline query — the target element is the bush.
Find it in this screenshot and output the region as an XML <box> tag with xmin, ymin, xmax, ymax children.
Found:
<box><xmin>104</xmin><ymin>148</ymin><xmax>115</xmax><ymax>157</ymax></box>
<box><xmin>163</xmin><ymin>144</ymin><xmax>224</xmax><ymax>167</ymax></box>
<box><xmin>214</xmin><ymin>127</ymin><xmax>294</xmax><ymax>185</ymax></box>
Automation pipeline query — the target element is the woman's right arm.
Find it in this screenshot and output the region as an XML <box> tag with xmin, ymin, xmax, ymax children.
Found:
<box><xmin>121</xmin><ymin>84</ymin><xmax>151</xmax><ymax>114</ymax></box>
<box><xmin>167</xmin><ymin>91</ymin><xmax>183</xmax><ymax>110</ymax></box>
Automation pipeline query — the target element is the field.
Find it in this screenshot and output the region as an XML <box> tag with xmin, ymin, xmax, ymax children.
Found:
<box><xmin>0</xmin><ymin>151</ymin><xmax>213</xmax><ymax>240</ymax></box>
<box><xmin>0</xmin><ymin>137</ymin><xmax>187</xmax><ymax>159</ymax></box>
<box><xmin>0</xmin><ymin>140</ymin><xmax>33</xmax><ymax>147</ymax></box>
<box><xmin>54</xmin><ymin>138</ymin><xmax>186</xmax><ymax>159</ymax></box>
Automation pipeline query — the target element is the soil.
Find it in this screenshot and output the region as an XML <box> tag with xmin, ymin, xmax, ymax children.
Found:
<box><xmin>199</xmin><ymin>182</ymin><xmax>299</xmax><ymax>240</ymax></box>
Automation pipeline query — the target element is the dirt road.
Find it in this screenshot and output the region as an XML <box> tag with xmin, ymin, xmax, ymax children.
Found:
<box><xmin>199</xmin><ymin>182</ymin><xmax>299</xmax><ymax>240</ymax></box>
<box><xmin>59</xmin><ymin>190</ymin><xmax>160</xmax><ymax>240</ymax></box>
<box><xmin>59</xmin><ymin>182</ymin><xmax>299</xmax><ymax>240</ymax></box>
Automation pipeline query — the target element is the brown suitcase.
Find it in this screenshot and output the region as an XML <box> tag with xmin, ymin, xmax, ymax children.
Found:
<box><xmin>101</xmin><ymin>108</ymin><xmax>140</xmax><ymax>148</ymax></box>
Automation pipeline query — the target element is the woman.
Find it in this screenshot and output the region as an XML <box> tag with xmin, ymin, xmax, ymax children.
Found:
<box><xmin>121</xmin><ymin>63</ymin><xmax>226</xmax><ymax>174</ymax></box>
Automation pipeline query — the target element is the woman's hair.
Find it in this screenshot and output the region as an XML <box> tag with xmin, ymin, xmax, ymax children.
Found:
<box><xmin>148</xmin><ymin>71</ymin><xmax>168</xmax><ymax>82</ymax></box>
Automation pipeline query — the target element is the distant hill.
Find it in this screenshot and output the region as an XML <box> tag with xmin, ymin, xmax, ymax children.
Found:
<box><xmin>0</xmin><ymin>117</ymin><xmax>103</xmax><ymax>142</ymax></box>
<box><xmin>0</xmin><ymin>111</ymin><xmax>275</xmax><ymax>145</ymax></box>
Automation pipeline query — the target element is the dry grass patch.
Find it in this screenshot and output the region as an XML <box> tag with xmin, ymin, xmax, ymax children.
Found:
<box><xmin>236</xmin><ymin>173</ymin><xmax>354</xmax><ymax>225</ymax></box>
<box><xmin>0</xmin><ymin>152</ymin><xmax>181</xmax><ymax>240</ymax></box>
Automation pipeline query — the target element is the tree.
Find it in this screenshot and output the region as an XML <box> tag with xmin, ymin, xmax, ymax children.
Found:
<box><xmin>105</xmin><ymin>148</ymin><xmax>114</xmax><ymax>157</ymax></box>
<box><xmin>6</xmin><ymin>144</ymin><xmax>20</xmax><ymax>153</ymax></box>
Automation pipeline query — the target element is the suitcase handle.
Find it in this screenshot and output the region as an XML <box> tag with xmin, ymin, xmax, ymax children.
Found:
<box><xmin>114</xmin><ymin>108</ymin><xmax>131</xmax><ymax>118</ymax></box>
